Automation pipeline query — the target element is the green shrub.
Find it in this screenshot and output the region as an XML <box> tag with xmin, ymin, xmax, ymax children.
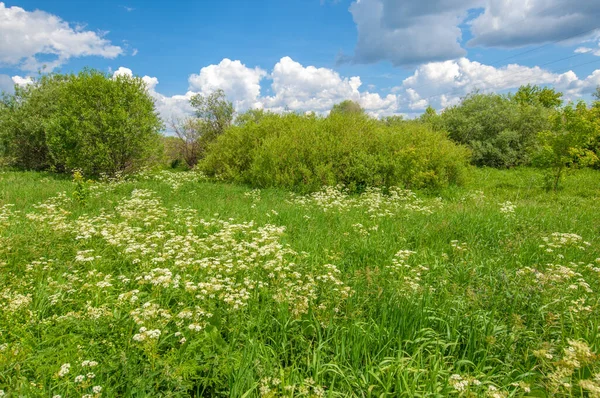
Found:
<box><xmin>0</xmin><ymin>70</ymin><xmax>163</xmax><ymax>176</ymax></box>
<box><xmin>533</xmin><ymin>101</ymin><xmax>599</xmax><ymax>191</ymax></box>
<box><xmin>201</xmin><ymin>112</ymin><xmax>471</xmax><ymax>192</ymax></box>
<box><xmin>45</xmin><ymin>70</ymin><xmax>163</xmax><ymax>176</ymax></box>
<box><xmin>0</xmin><ymin>74</ymin><xmax>66</xmax><ymax>170</ymax></box>
<box><xmin>438</xmin><ymin>91</ymin><xmax>553</xmax><ymax>168</ymax></box>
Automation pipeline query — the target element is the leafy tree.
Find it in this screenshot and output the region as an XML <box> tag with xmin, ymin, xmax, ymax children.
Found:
<box><xmin>44</xmin><ymin>69</ymin><xmax>163</xmax><ymax>175</ymax></box>
<box><xmin>235</xmin><ymin>109</ymin><xmax>269</xmax><ymax>126</ymax></box>
<box><xmin>512</xmin><ymin>84</ymin><xmax>563</xmax><ymax>108</ymax></box>
<box><xmin>189</xmin><ymin>89</ymin><xmax>234</xmax><ymax>147</ymax></box>
<box><xmin>330</xmin><ymin>100</ymin><xmax>364</xmax><ymax>116</ymax></box>
<box><xmin>170</xmin><ymin>117</ymin><xmax>203</xmax><ymax>167</ymax></box>
<box><xmin>383</xmin><ymin>115</ymin><xmax>405</xmax><ymax>127</ymax></box>
<box><xmin>440</xmin><ymin>92</ymin><xmax>552</xmax><ymax>168</ymax></box>
<box><xmin>593</xmin><ymin>85</ymin><xmax>600</xmax><ymax>101</ymax></box>
<box><xmin>0</xmin><ymin>74</ymin><xmax>66</xmax><ymax>169</ymax></box>
<box><xmin>533</xmin><ymin>101</ymin><xmax>598</xmax><ymax>191</ymax></box>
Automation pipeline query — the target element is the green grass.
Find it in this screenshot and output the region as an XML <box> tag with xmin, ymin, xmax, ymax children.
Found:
<box><xmin>1</xmin><ymin>168</ymin><xmax>600</xmax><ymax>397</ymax></box>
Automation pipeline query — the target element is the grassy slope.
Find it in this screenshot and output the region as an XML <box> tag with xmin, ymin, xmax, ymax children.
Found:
<box><xmin>0</xmin><ymin>168</ymin><xmax>599</xmax><ymax>397</ymax></box>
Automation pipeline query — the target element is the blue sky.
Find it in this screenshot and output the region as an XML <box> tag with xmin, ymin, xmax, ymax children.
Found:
<box><xmin>2</xmin><ymin>0</ymin><xmax>600</xmax><ymax>120</ymax></box>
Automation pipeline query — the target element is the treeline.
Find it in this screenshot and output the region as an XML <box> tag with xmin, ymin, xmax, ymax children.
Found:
<box><xmin>420</xmin><ymin>85</ymin><xmax>600</xmax><ymax>189</ymax></box>
<box><xmin>1</xmin><ymin>69</ymin><xmax>599</xmax><ymax>191</ymax></box>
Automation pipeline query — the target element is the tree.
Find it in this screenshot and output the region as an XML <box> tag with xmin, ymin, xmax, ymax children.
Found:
<box><xmin>170</xmin><ymin>117</ymin><xmax>203</xmax><ymax>167</ymax></box>
<box><xmin>235</xmin><ymin>109</ymin><xmax>269</xmax><ymax>126</ymax></box>
<box><xmin>533</xmin><ymin>101</ymin><xmax>598</xmax><ymax>191</ymax></box>
<box><xmin>330</xmin><ymin>100</ymin><xmax>364</xmax><ymax>116</ymax></box>
<box><xmin>0</xmin><ymin>74</ymin><xmax>66</xmax><ymax>170</ymax></box>
<box><xmin>44</xmin><ymin>69</ymin><xmax>163</xmax><ymax>175</ymax></box>
<box><xmin>593</xmin><ymin>85</ymin><xmax>600</xmax><ymax>101</ymax></box>
<box><xmin>512</xmin><ymin>84</ymin><xmax>563</xmax><ymax>109</ymax></box>
<box><xmin>189</xmin><ymin>89</ymin><xmax>234</xmax><ymax>147</ymax></box>
<box><xmin>440</xmin><ymin>92</ymin><xmax>552</xmax><ymax>168</ymax></box>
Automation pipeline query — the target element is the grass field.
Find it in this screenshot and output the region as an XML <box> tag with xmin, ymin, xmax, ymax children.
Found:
<box><xmin>1</xmin><ymin>168</ymin><xmax>600</xmax><ymax>397</ymax></box>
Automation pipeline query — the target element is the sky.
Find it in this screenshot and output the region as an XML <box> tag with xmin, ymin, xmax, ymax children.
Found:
<box><xmin>2</xmin><ymin>0</ymin><xmax>600</xmax><ymax>121</ymax></box>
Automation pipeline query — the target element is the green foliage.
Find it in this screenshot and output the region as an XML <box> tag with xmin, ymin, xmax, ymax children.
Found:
<box><xmin>0</xmin><ymin>70</ymin><xmax>163</xmax><ymax>176</ymax></box>
<box><xmin>581</xmin><ymin>101</ymin><xmax>600</xmax><ymax>169</ymax></box>
<box><xmin>533</xmin><ymin>101</ymin><xmax>599</xmax><ymax>191</ymax></box>
<box><xmin>0</xmin><ymin>74</ymin><xmax>66</xmax><ymax>170</ymax></box>
<box><xmin>71</xmin><ymin>169</ymin><xmax>90</xmax><ymax>205</ymax></box>
<box><xmin>382</xmin><ymin>115</ymin><xmax>405</xmax><ymax>127</ymax></box>
<box><xmin>511</xmin><ymin>84</ymin><xmax>563</xmax><ymax>108</ymax></box>
<box><xmin>439</xmin><ymin>91</ymin><xmax>552</xmax><ymax>168</ymax></box>
<box><xmin>170</xmin><ymin>117</ymin><xmax>203</xmax><ymax>167</ymax></box>
<box><xmin>329</xmin><ymin>100</ymin><xmax>364</xmax><ymax>116</ymax></box>
<box><xmin>201</xmin><ymin>112</ymin><xmax>471</xmax><ymax>192</ymax></box>
<box><xmin>44</xmin><ymin>69</ymin><xmax>163</xmax><ymax>176</ymax></box>
<box><xmin>189</xmin><ymin>89</ymin><xmax>234</xmax><ymax>146</ymax></box>
<box><xmin>234</xmin><ymin>108</ymin><xmax>269</xmax><ymax>126</ymax></box>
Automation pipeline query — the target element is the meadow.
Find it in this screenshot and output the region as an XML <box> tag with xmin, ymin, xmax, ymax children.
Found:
<box><xmin>0</xmin><ymin>167</ymin><xmax>600</xmax><ymax>397</ymax></box>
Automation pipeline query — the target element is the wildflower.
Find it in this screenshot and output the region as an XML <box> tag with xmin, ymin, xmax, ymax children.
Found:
<box><xmin>92</xmin><ymin>386</ymin><xmax>103</xmax><ymax>394</ymax></box>
<box><xmin>58</xmin><ymin>363</ymin><xmax>71</xmax><ymax>377</ymax></box>
<box><xmin>75</xmin><ymin>374</ymin><xmax>86</xmax><ymax>383</ymax></box>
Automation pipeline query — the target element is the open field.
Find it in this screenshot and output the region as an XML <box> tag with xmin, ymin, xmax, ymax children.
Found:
<box><xmin>1</xmin><ymin>168</ymin><xmax>600</xmax><ymax>397</ymax></box>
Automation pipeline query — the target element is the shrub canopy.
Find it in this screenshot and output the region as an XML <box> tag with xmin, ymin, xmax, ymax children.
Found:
<box><xmin>0</xmin><ymin>69</ymin><xmax>163</xmax><ymax>176</ymax></box>
<box><xmin>435</xmin><ymin>92</ymin><xmax>554</xmax><ymax>168</ymax></box>
<box><xmin>201</xmin><ymin>112</ymin><xmax>471</xmax><ymax>192</ymax></box>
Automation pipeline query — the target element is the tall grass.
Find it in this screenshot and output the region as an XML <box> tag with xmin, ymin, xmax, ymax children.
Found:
<box><xmin>0</xmin><ymin>168</ymin><xmax>599</xmax><ymax>396</ymax></box>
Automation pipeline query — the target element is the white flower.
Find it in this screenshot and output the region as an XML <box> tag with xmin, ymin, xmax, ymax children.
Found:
<box><xmin>92</xmin><ymin>386</ymin><xmax>103</xmax><ymax>394</ymax></box>
<box><xmin>188</xmin><ymin>323</ymin><xmax>203</xmax><ymax>332</ymax></box>
<box><xmin>75</xmin><ymin>374</ymin><xmax>86</xmax><ymax>383</ymax></box>
<box><xmin>58</xmin><ymin>363</ymin><xmax>71</xmax><ymax>377</ymax></box>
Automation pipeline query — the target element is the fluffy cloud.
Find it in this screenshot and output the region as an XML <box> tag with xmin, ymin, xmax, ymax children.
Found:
<box><xmin>11</xmin><ymin>75</ymin><xmax>34</xmax><ymax>86</ymax></box>
<box><xmin>113</xmin><ymin>67</ymin><xmax>194</xmax><ymax>123</ymax></box>
<box><xmin>469</xmin><ymin>0</ymin><xmax>600</xmax><ymax>48</ymax></box>
<box><xmin>188</xmin><ymin>59</ymin><xmax>267</xmax><ymax>110</ymax></box>
<box><xmin>115</xmin><ymin>57</ymin><xmax>404</xmax><ymax>123</ymax></box>
<box><xmin>263</xmin><ymin>56</ymin><xmax>361</xmax><ymax>112</ymax></box>
<box><xmin>0</xmin><ymin>74</ymin><xmax>34</xmax><ymax>93</ymax></box>
<box><xmin>262</xmin><ymin>57</ymin><xmax>399</xmax><ymax>117</ymax></box>
<box><xmin>346</xmin><ymin>0</ymin><xmax>600</xmax><ymax>66</ymax></box>
<box><xmin>0</xmin><ymin>2</ymin><xmax>122</xmax><ymax>71</ymax></box>
<box><xmin>347</xmin><ymin>0</ymin><xmax>478</xmax><ymax>66</ymax></box>
<box><xmin>400</xmin><ymin>57</ymin><xmax>598</xmax><ymax>110</ymax></box>
<box><xmin>117</xmin><ymin>57</ymin><xmax>600</xmax><ymax>126</ymax></box>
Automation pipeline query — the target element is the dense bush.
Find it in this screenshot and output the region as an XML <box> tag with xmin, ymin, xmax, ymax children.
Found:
<box><xmin>0</xmin><ymin>69</ymin><xmax>163</xmax><ymax>176</ymax></box>
<box><xmin>0</xmin><ymin>74</ymin><xmax>66</xmax><ymax>170</ymax></box>
<box><xmin>435</xmin><ymin>91</ymin><xmax>555</xmax><ymax>168</ymax></box>
<box><xmin>533</xmin><ymin>101</ymin><xmax>600</xmax><ymax>190</ymax></box>
<box><xmin>200</xmin><ymin>112</ymin><xmax>471</xmax><ymax>192</ymax></box>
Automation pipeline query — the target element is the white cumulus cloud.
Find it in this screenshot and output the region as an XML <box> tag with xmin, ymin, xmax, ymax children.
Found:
<box><xmin>113</xmin><ymin>67</ymin><xmax>194</xmax><ymax>123</ymax></box>
<box><xmin>400</xmin><ymin>57</ymin><xmax>599</xmax><ymax>110</ymax></box>
<box><xmin>469</xmin><ymin>0</ymin><xmax>600</xmax><ymax>48</ymax></box>
<box><xmin>115</xmin><ymin>57</ymin><xmax>600</xmax><ymax>127</ymax></box>
<box><xmin>0</xmin><ymin>2</ymin><xmax>122</xmax><ymax>71</ymax></box>
<box><xmin>347</xmin><ymin>0</ymin><xmax>477</xmax><ymax>66</ymax></box>
<box><xmin>188</xmin><ymin>59</ymin><xmax>267</xmax><ymax>111</ymax></box>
